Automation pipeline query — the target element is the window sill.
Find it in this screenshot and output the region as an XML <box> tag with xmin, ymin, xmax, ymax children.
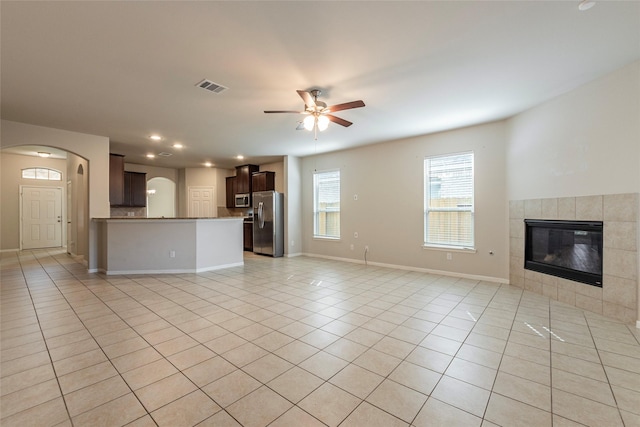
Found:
<box><xmin>313</xmin><ymin>236</ymin><xmax>341</xmax><ymax>242</ymax></box>
<box><xmin>422</xmin><ymin>244</ymin><xmax>476</xmax><ymax>254</ymax></box>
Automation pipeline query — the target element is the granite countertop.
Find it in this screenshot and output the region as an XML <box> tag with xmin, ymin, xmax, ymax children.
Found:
<box><xmin>93</xmin><ymin>216</ymin><xmax>245</xmax><ymax>221</ymax></box>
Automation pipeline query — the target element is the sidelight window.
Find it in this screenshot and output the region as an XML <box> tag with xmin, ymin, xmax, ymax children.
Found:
<box><xmin>313</xmin><ymin>169</ymin><xmax>340</xmax><ymax>239</ymax></box>
<box><xmin>424</xmin><ymin>152</ymin><xmax>474</xmax><ymax>249</ymax></box>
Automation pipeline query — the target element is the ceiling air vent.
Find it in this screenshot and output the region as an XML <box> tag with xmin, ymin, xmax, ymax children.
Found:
<box><xmin>195</xmin><ymin>79</ymin><xmax>228</xmax><ymax>94</ymax></box>
<box><xmin>157</xmin><ymin>152</ymin><xmax>172</xmax><ymax>157</ymax></box>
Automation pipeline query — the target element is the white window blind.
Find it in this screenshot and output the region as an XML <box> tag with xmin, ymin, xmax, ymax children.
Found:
<box><xmin>424</xmin><ymin>152</ymin><xmax>474</xmax><ymax>248</ymax></box>
<box><xmin>314</xmin><ymin>169</ymin><xmax>340</xmax><ymax>239</ymax></box>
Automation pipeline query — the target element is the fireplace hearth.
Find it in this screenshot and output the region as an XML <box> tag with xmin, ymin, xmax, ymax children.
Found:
<box><xmin>524</xmin><ymin>219</ymin><xmax>603</xmax><ymax>287</ymax></box>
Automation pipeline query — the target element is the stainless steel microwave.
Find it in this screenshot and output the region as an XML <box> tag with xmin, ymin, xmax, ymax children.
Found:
<box><xmin>235</xmin><ymin>193</ymin><xmax>250</xmax><ymax>208</ymax></box>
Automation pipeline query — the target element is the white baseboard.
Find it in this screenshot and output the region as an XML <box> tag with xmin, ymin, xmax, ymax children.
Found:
<box><xmin>301</xmin><ymin>252</ymin><xmax>509</xmax><ymax>284</ymax></box>
<box><xmin>0</xmin><ymin>248</ymin><xmax>20</xmax><ymax>253</ymax></box>
<box><xmin>102</xmin><ymin>261</ymin><xmax>244</xmax><ymax>276</ymax></box>
<box><xmin>285</xmin><ymin>252</ymin><xmax>303</xmax><ymax>258</ymax></box>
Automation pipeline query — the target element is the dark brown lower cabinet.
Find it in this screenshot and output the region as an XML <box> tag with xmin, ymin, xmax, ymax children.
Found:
<box><xmin>243</xmin><ymin>222</ymin><xmax>253</xmax><ymax>251</ymax></box>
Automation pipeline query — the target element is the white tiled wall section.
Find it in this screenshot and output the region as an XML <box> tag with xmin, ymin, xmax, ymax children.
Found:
<box><xmin>509</xmin><ymin>193</ymin><xmax>639</xmax><ymax>323</ymax></box>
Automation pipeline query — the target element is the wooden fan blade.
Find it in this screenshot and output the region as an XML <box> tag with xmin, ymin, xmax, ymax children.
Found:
<box><xmin>327</xmin><ymin>114</ymin><xmax>353</xmax><ymax>127</ymax></box>
<box><xmin>297</xmin><ymin>90</ymin><xmax>316</xmax><ymax>108</ymax></box>
<box><xmin>326</xmin><ymin>100</ymin><xmax>365</xmax><ymax>113</ymax></box>
<box><xmin>264</xmin><ymin>110</ymin><xmax>304</xmax><ymax>114</ymax></box>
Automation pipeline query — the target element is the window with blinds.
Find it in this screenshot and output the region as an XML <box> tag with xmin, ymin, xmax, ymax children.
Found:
<box><xmin>424</xmin><ymin>152</ymin><xmax>474</xmax><ymax>249</ymax></box>
<box><xmin>314</xmin><ymin>169</ymin><xmax>340</xmax><ymax>239</ymax></box>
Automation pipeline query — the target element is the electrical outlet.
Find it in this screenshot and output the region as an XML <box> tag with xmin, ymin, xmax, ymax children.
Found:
<box><xmin>446</xmin><ymin>252</ymin><xmax>452</xmax><ymax>260</ymax></box>
<box><xmin>365</xmin><ymin>245</ymin><xmax>369</xmax><ymax>252</ymax></box>
<box><xmin>170</xmin><ymin>250</ymin><xmax>176</xmax><ymax>258</ymax></box>
<box><xmin>353</xmin><ymin>194</ymin><xmax>358</xmax><ymax>201</ymax></box>
<box><xmin>350</xmin><ymin>244</ymin><xmax>354</xmax><ymax>251</ymax></box>
<box><xmin>354</xmin><ymin>232</ymin><xmax>359</xmax><ymax>238</ymax></box>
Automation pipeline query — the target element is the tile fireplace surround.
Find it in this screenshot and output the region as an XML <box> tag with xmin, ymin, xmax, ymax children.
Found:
<box><xmin>509</xmin><ymin>193</ymin><xmax>639</xmax><ymax>325</ymax></box>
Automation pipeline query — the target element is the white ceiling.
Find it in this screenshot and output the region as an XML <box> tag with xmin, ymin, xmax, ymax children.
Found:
<box><xmin>2</xmin><ymin>1</ymin><xmax>639</xmax><ymax>170</ymax></box>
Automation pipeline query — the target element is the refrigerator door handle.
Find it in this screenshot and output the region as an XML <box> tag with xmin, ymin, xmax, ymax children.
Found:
<box><xmin>258</xmin><ymin>202</ymin><xmax>265</xmax><ymax>229</ymax></box>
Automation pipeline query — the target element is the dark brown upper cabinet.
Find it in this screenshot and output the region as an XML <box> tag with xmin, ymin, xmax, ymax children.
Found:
<box><xmin>109</xmin><ymin>154</ymin><xmax>125</xmax><ymax>206</ymax></box>
<box><xmin>252</xmin><ymin>171</ymin><xmax>275</xmax><ymax>192</ymax></box>
<box><xmin>109</xmin><ymin>153</ymin><xmax>147</xmax><ymax>207</ymax></box>
<box><xmin>235</xmin><ymin>164</ymin><xmax>259</xmax><ymax>194</ymax></box>
<box><xmin>226</xmin><ymin>176</ymin><xmax>237</xmax><ymax>208</ymax></box>
<box><xmin>123</xmin><ymin>171</ymin><xmax>147</xmax><ymax>207</ymax></box>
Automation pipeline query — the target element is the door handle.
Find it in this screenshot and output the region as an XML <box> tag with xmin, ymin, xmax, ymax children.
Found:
<box><xmin>258</xmin><ymin>202</ymin><xmax>265</xmax><ymax>228</ymax></box>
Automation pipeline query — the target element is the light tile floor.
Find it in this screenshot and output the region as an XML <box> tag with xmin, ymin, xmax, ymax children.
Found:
<box><xmin>1</xmin><ymin>249</ymin><xmax>639</xmax><ymax>427</ymax></box>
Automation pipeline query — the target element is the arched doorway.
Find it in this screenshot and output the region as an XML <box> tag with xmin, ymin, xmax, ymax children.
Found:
<box><xmin>0</xmin><ymin>144</ymin><xmax>89</xmax><ymax>260</ymax></box>
<box><xmin>147</xmin><ymin>177</ymin><xmax>176</xmax><ymax>218</ymax></box>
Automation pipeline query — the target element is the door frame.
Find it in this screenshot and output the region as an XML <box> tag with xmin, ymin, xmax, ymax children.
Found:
<box><xmin>20</xmin><ymin>184</ymin><xmax>64</xmax><ymax>250</ymax></box>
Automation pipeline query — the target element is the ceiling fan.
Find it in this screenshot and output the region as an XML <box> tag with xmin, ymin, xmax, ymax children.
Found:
<box><xmin>264</xmin><ymin>89</ymin><xmax>365</xmax><ymax>139</ymax></box>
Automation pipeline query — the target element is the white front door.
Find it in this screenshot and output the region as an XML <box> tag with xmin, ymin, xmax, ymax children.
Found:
<box><xmin>188</xmin><ymin>186</ymin><xmax>216</xmax><ymax>218</ymax></box>
<box><xmin>21</xmin><ymin>186</ymin><xmax>63</xmax><ymax>249</ymax></box>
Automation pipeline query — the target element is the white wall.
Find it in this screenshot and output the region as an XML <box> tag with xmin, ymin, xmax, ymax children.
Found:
<box><xmin>0</xmin><ymin>121</ymin><xmax>110</xmax><ymax>270</ymax></box>
<box><xmin>124</xmin><ymin>163</ymin><xmax>178</xmax><ymax>182</ymax></box>
<box><xmin>216</xmin><ymin>168</ymin><xmax>234</xmax><ymax>207</ymax></box>
<box><xmin>506</xmin><ymin>60</ymin><xmax>640</xmax><ymax>200</ymax></box>
<box><xmin>284</xmin><ymin>156</ymin><xmax>302</xmax><ymax>256</ymax></box>
<box><xmin>301</xmin><ymin>121</ymin><xmax>509</xmax><ymax>281</ymax></box>
<box><xmin>67</xmin><ymin>153</ymin><xmax>89</xmax><ymax>257</ymax></box>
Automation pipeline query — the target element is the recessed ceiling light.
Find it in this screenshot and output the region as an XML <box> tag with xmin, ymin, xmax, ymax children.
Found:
<box><xmin>236</xmin><ymin>155</ymin><xmax>244</xmax><ymax>160</ymax></box>
<box><xmin>149</xmin><ymin>135</ymin><xmax>162</xmax><ymax>141</ymax></box>
<box><xmin>37</xmin><ymin>152</ymin><xmax>51</xmax><ymax>158</ymax></box>
<box><xmin>204</xmin><ymin>162</ymin><xmax>213</xmax><ymax>167</ymax></box>
<box><xmin>146</xmin><ymin>154</ymin><xmax>155</xmax><ymax>158</ymax></box>
<box><xmin>172</xmin><ymin>143</ymin><xmax>183</xmax><ymax>149</ymax></box>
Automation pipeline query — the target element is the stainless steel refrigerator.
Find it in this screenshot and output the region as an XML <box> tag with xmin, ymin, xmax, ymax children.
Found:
<box><xmin>252</xmin><ymin>190</ymin><xmax>284</xmax><ymax>257</ymax></box>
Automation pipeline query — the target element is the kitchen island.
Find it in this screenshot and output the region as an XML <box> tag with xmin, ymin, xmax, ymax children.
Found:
<box><xmin>93</xmin><ymin>217</ymin><xmax>243</xmax><ymax>275</ymax></box>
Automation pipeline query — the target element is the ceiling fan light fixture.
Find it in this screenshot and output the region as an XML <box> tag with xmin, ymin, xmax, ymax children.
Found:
<box><xmin>265</xmin><ymin>89</ymin><xmax>365</xmax><ymax>137</ymax></box>
<box><xmin>317</xmin><ymin>115</ymin><xmax>330</xmax><ymax>131</ymax></box>
<box><xmin>303</xmin><ymin>115</ymin><xmax>315</xmax><ymax>131</ymax></box>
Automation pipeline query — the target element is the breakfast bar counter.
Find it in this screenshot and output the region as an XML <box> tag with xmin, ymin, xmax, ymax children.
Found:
<box><xmin>93</xmin><ymin>217</ymin><xmax>244</xmax><ymax>275</ymax></box>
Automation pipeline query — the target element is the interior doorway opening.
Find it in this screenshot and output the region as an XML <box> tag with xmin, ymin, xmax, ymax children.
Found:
<box><xmin>147</xmin><ymin>177</ymin><xmax>176</xmax><ymax>218</ymax></box>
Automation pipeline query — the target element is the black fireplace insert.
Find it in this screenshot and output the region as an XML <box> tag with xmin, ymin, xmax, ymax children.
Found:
<box><xmin>524</xmin><ymin>219</ymin><xmax>603</xmax><ymax>287</ymax></box>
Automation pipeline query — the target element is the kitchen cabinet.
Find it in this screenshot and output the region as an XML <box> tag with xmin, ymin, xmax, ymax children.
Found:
<box><xmin>252</xmin><ymin>171</ymin><xmax>275</xmax><ymax>192</ymax></box>
<box><xmin>109</xmin><ymin>154</ymin><xmax>125</xmax><ymax>206</ymax></box>
<box><xmin>109</xmin><ymin>154</ymin><xmax>146</xmax><ymax>207</ymax></box>
<box><xmin>243</xmin><ymin>221</ymin><xmax>253</xmax><ymax>251</ymax></box>
<box><xmin>226</xmin><ymin>176</ymin><xmax>237</xmax><ymax>208</ymax></box>
<box><xmin>235</xmin><ymin>164</ymin><xmax>259</xmax><ymax>194</ymax></box>
<box><xmin>123</xmin><ymin>171</ymin><xmax>147</xmax><ymax>207</ymax></box>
